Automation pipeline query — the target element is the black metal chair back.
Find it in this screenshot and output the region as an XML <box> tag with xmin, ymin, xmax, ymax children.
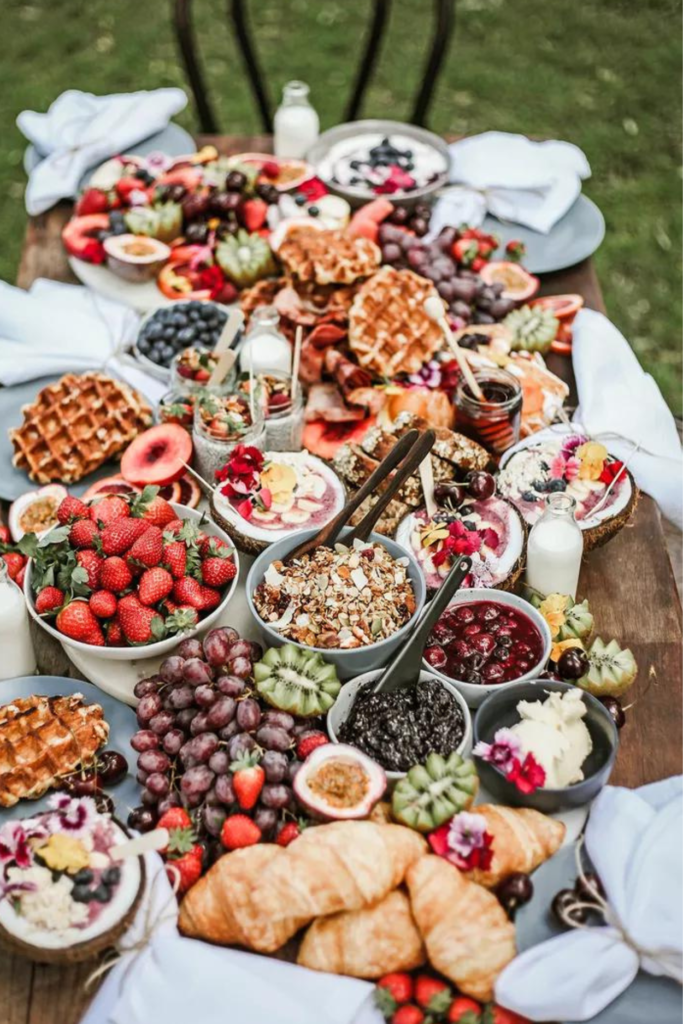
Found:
<box><xmin>172</xmin><ymin>0</ymin><xmax>455</xmax><ymax>134</ymax></box>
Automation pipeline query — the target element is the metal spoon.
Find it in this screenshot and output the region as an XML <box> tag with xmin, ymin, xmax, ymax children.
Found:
<box><xmin>372</xmin><ymin>555</ymin><xmax>473</xmax><ymax>693</ymax></box>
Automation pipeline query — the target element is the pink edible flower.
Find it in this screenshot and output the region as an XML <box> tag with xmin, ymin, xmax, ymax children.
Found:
<box><xmin>0</xmin><ymin>821</ymin><xmax>44</xmax><ymax>869</ymax></box>
<box><xmin>550</xmin><ymin>453</ymin><xmax>567</xmax><ymax>479</ymax></box>
<box><xmin>564</xmin><ymin>456</ymin><xmax>581</xmax><ymax>481</ymax></box>
<box><xmin>46</xmin><ymin>793</ymin><xmax>98</xmax><ymax>838</ymax></box>
<box><xmin>428</xmin><ymin>812</ymin><xmax>494</xmax><ymax>872</ymax></box>
<box><xmin>473</xmin><ymin>727</ymin><xmax>523</xmax><ymax>773</ymax></box>
<box><xmin>507</xmin><ymin>753</ymin><xmax>546</xmax><ymax>794</ymax></box>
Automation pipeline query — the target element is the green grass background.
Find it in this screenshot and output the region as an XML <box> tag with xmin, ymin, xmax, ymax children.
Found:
<box><xmin>2</xmin><ymin>0</ymin><xmax>681</xmax><ymax>410</ymax></box>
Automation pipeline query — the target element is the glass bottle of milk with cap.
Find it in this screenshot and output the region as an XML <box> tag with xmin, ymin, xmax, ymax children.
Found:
<box><xmin>274</xmin><ymin>81</ymin><xmax>320</xmax><ymax>160</ymax></box>
<box><xmin>239</xmin><ymin>306</ymin><xmax>292</xmax><ymax>376</ymax></box>
<box><xmin>525</xmin><ymin>493</ymin><xmax>584</xmax><ymax>599</ymax></box>
<box><xmin>0</xmin><ymin>560</ymin><xmax>36</xmax><ymax>679</ymax></box>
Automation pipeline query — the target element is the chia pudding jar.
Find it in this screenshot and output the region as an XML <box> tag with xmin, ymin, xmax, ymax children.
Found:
<box><xmin>239</xmin><ymin>370</ymin><xmax>304</xmax><ymax>452</ymax></box>
<box><xmin>158</xmin><ymin>390</ymin><xmax>195</xmax><ymax>433</ymax></box>
<box><xmin>193</xmin><ymin>393</ymin><xmax>266</xmax><ymax>482</ymax></box>
<box><xmin>171</xmin><ymin>347</ymin><xmax>236</xmax><ymax>398</ymax></box>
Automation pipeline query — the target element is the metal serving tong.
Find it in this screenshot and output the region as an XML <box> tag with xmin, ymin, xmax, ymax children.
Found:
<box><xmin>372</xmin><ymin>555</ymin><xmax>473</xmax><ymax>693</ymax></box>
<box><xmin>285</xmin><ymin>428</ymin><xmax>436</xmax><ymax>563</ymax></box>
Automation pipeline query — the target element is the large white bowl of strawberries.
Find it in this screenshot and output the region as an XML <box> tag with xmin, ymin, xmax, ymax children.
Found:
<box><xmin>22</xmin><ymin>487</ymin><xmax>239</xmax><ymax>660</ymax></box>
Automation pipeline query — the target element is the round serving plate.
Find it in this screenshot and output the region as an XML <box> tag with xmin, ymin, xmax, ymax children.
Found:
<box><xmin>68</xmin><ymin>257</ymin><xmax>175</xmax><ymax>314</ymax></box>
<box><xmin>0</xmin><ymin>675</ymin><xmax>138</xmax><ymax>825</ymax></box>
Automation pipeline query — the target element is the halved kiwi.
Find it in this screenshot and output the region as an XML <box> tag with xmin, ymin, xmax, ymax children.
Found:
<box><xmin>576</xmin><ymin>636</ymin><xmax>638</xmax><ymax>698</ymax></box>
<box><xmin>391</xmin><ymin>752</ymin><xmax>479</xmax><ymax>833</ymax></box>
<box><xmin>253</xmin><ymin>644</ymin><xmax>341</xmax><ymax>717</ymax></box>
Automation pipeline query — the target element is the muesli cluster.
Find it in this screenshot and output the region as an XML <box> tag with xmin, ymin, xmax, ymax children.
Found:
<box><xmin>253</xmin><ymin>539</ymin><xmax>416</xmax><ymax>648</ymax></box>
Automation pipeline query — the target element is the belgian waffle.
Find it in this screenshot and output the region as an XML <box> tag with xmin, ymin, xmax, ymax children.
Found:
<box><xmin>278</xmin><ymin>227</ymin><xmax>381</xmax><ymax>285</ymax></box>
<box><xmin>0</xmin><ymin>694</ymin><xmax>109</xmax><ymax>808</ymax></box>
<box><xmin>348</xmin><ymin>267</ymin><xmax>445</xmax><ymax>377</ymax></box>
<box><xmin>9</xmin><ymin>372</ymin><xmax>153</xmax><ymax>484</ymax></box>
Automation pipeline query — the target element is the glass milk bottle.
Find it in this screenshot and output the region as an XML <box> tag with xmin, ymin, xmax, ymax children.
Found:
<box><xmin>526</xmin><ymin>493</ymin><xmax>584</xmax><ymax>599</ymax></box>
<box><xmin>274</xmin><ymin>81</ymin><xmax>320</xmax><ymax>159</ymax></box>
<box><xmin>239</xmin><ymin>306</ymin><xmax>292</xmax><ymax>375</ymax></box>
<box><xmin>0</xmin><ymin>561</ymin><xmax>36</xmax><ymax>679</ymax></box>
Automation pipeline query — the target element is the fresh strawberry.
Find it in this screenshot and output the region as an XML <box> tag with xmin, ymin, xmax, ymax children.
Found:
<box><xmin>163</xmin><ymin>541</ymin><xmax>187</xmax><ymax>579</ymax></box>
<box><xmin>165</xmin><ymin>837</ymin><xmax>203</xmax><ymax>895</ymax></box>
<box><xmin>414</xmin><ymin>976</ymin><xmax>451</xmax><ymax>1014</ymax></box>
<box><xmin>198</xmin><ymin>584</ymin><xmax>221</xmax><ymax>610</ymax></box>
<box><xmin>261</xmin><ymin>160</ymin><xmax>280</xmax><ymax>179</ymax></box>
<box><xmin>75</xmin><ymin>188</ymin><xmax>109</xmax><ymax>217</ymax></box>
<box><xmin>452</xmin><ymin>238</ymin><xmax>478</xmax><ymax>264</ymax></box>
<box><xmin>230</xmin><ymin>753</ymin><xmax>265</xmax><ymax>810</ymax></box>
<box><xmin>35</xmin><ymin>586</ymin><xmax>65</xmax><ymax>614</ymax></box>
<box><xmin>70</xmin><ymin>519</ymin><xmax>100</xmax><ymax>549</ymax></box>
<box><xmin>138</xmin><ymin>567</ymin><xmax>174</xmax><ymax>606</ymax></box>
<box><xmin>89</xmin><ymin>495</ymin><xmax>130</xmax><ymax>527</ymax></box>
<box><xmin>55</xmin><ymin>601</ymin><xmax>105</xmax><ymax>645</ymax></box>
<box><xmin>118</xmin><ymin>593</ymin><xmax>165</xmax><ymax>645</ymax></box>
<box><xmin>276</xmin><ymin>821</ymin><xmax>303</xmax><ymax>847</ymax></box>
<box><xmin>99</xmin><ymin>556</ymin><xmax>133</xmax><ymax>593</ymax></box>
<box><xmin>220</xmin><ymin>814</ymin><xmax>261</xmax><ymax>850</ymax></box>
<box><xmin>106</xmin><ymin>618</ymin><xmax>124</xmax><ymax>645</ymax></box>
<box><xmin>392</xmin><ymin>1006</ymin><xmax>424</xmax><ymax>1024</ymax></box>
<box><xmin>2</xmin><ymin>553</ymin><xmax>25</xmax><ymax>581</ymax></box>
<box><xmin>505</xmin><ymin>239</ymin><xmax>526</xmax><ymax>261</ymax></box>
<box><xmin>138</xmin><ymin>494</ymin><xmax>176</xmax><ymax>528</ymax></box>
<box><xmin>173</xmin><ymin>576</ymin><xmax>204</xmax><ymax>609</ymax></box>
<box><xmin>100</xmin><ymin>517</ymin><xmax>148</xmax><ymax>556</ymax></box>
<box><xmin>377</xmin><ymin>973</ymin><xmax>413</xmax><ymax>1006</ymax></box>
<box><xmin>447</xmin><ymin>996</ymin><xmax>482</xmax><ymax>1023</ymax></box>
<box><xmin>127</xmin><ymin>526</ymin><xmax>164</xmax><ymax>569</ymax></box>
<box><xmin>163</xmin><ymin>518</ymin><xmax>185</xmax><ymax>535</ymax></box>
<box><xmin>0</xmin><ymin>525</ymin><xmax>10</xmax><ymax>545</ymax></box>
<box><xmin>15</xmin><ymin>564</ymin><xmax>26</xmax><ymax>589</ymax></box>
<box><xmin>166</xmin><ymin>606</ymin><xmax>199</xmax><ymax>632</ymax></box>
<box><xmin>471</xmin><ymin>256</ymin><xmax>486</xmax><ymax>272</ymax></box>
<box><xmin>157</xmin><ymin>807</ymin><xmax>192</xmax><ymax>834</ymax></box>
<box><xmin>201</xmin><ymin>556</ymin><xmax>237</xmax><ymax>588</ymax></box>
<box><xmin>115</xmin><ymin>176</ymin><xmax>145</xmax><ymax>201</ymax></box>
<box><xmin>241</xmin><ymin>199</ymin><xmax>268</xmax><ymax>232</ymax></box>
<box><xmin>89</xmin><ymin>590</ymin><xmax>118</xmax><ymax>618</ymax></box>
<box><xmin>76</xmin><ymin>549</ymin><xmax>103</xmax><ymax>590</ymax></box>
<box><xmin>490</xmin><ymin>1007</ymin><xmax>531</xmax><ymax>1024</ymax></box>
<box><xmin>296</xmin><ymin>731</ymin><xmax>329</xmax><ymax>760</ymax></box>
<box><xmin>57</xmin><ymin>495</ymin><xmax>89</xmax><ymax>524</ymax></box>
<box><xmin>199</xmin><ymin>534</ymin><xmax>231</xmax><ymax>558</ymax></box>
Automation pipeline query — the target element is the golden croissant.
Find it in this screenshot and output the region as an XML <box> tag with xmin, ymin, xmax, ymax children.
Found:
<box><xmin>407</xmin><ymin>855</ymin><xmax>516</xmax><ymax>1001</ymax></box>
<box><xmin>463</xmin><ymin>804</ymin><xmax>565</xmax><ymax>888</ymax></box>
<box><xmin>297</xmin><ymin>889</ymin><xmax>425</xmax><ymax>978</ymax></box>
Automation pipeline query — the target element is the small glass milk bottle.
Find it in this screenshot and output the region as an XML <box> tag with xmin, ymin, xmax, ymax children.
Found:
<box><xmin>0</xmin><ymin>560</ymin><xmax>36</xmax><ymax>679</ymax></box>
<box><xmin>239</xmin><ymin>307</ymin><xmax>292</xmax><ymax>375</ymax></box>
<box><xmin>274</xmin><ymin>81</ymin><xmax>320</xmax><ymax>159</ymax></box>
<box><xmin>526</xmin><ymin>493</ymin><xmax>584</xmax><ymax>599</ymax></box>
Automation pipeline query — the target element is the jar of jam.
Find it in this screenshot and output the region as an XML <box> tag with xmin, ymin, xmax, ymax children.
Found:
<box><xmin>454</xmin><ymin>368</ymin><xmax>522</xmax><ymax>456</ymax></box>
<box><xmin>193</xmin><ymin>393</ymin><xmax>266</xmax><ymax>481</ymax></box>
<box><xmin>239</xmin><ymin>370</ymin><xmax>304</xmax><ymax>452</ymax></box>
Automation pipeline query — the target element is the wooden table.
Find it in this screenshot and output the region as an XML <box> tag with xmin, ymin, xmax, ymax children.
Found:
<box><xmin>3</xmin><ymin>135</ymin><xmax>681</xmax><ymax>1024</ymax></box>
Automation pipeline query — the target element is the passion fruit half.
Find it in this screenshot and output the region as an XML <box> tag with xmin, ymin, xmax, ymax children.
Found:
<box><xmin>479</xmin><ymin>261</ymin><xmax>539</xmax><ymax>302</ymax></box>
<box><xmin>293</xmin><ymin>743</ymin><xmax>387</xmax><ymax>821</ymax></box>
<box><xmin>9</xmin><ymin>485</ymin><xmax>67</xmax><ymax>542</ymax></box>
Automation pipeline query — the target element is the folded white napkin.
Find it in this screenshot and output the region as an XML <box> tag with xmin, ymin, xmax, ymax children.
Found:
<box><xmin>18</xmin><ymin>88</ymin><xmax>187</xmax><ymax>215</ymax></box>
<box><xmin>0</xmin><ymin>279</ymin><xmax>165</xmax><ymax>403</ymax></box>
<box><xmin>429</xmin><ymin>131</ymin><xmax>591</xmax><ymax>237</ymax></box>
<box><xmin>495</xmin><ymin>776</ymin><xmax>683</xmax><ymax>1022</ymax></box>
<box><xmin>80</xmin><ymin>854</ymin><xmax>376</xmax><ymax>1024</ymax></box>
<box><xmin>572</xmin><ymin>308</ymin><xmax>683</xmax><ymax>529</ymax></box>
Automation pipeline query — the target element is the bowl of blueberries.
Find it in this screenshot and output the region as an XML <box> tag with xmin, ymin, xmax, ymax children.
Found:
<box><xmin>134</xmin><ymin>300</ymin><xmax>231</xmax><ymax>379</ymax></box>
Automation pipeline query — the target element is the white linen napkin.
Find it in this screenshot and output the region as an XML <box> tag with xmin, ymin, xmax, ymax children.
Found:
<box><xmin>18</xmin><ymin>88</ymin><xmax>187</xmax><ymax>215</ymax></box>
<box><xmin>79</xmin><ymin>853</ymin><xmax>376</xmax><ymax>1024</ymax></box>
<box><xmin>0</xmin><ymin>279</ymin><xmax>165</xmax><ymax>403</ymax></box>
<box><xmin>429</xmin><ymin>131</ymin><xmax>591</xmax><ymax>236</ymax></box>
<box><xmin>495</xmin><ymin>777</ymin><xmax>683</xmax><ymax>1022</ymax></box>
<box><xmin>572</xmin><ymin>308</ymin><xmax>683</xmax><ymax>529</ymax></box>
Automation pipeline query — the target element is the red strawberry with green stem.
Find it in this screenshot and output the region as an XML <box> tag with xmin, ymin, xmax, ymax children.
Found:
<box><xmin>55</xmin><ymin>601</ymin><xmax>105</xmax><ymax>645</ymax></box>
<box><xmin>163</xmin><ymin>541</ymin><xmax>188</xmax><ymax>580</ymax></box>
<box><xmin>89</xmin><ymin>495</ymin><xmax>130</xmax><ymax>527</ymax></box>
<box><xmin>230</xmin><ymin>752</ymin><xmax>264</xmax><ymax>810</ymax></box>
<box><xmin>35</xmin><ymin>586</ymin><xmax>65</xmax><ymax>614</ymax></box>
<box><xmin>414</xmin><ymin>976</ymin><xmax>451</xmax><ymax>1015</ymax></box>
<box><xmin>392</xmin><ymin>1007</ymin><xmax>424</xmax><ymax>1024</ymax></box>
<box><xmin>118</xmin><ymin>594</ymin><xmax>166</xmax><ymax>644</ymax></box>
<box><xmin>198</xmin><ymin>584</ymin><xmax>221</xmax><ymax>610</ymax></box>
<box><xmin>173</xmin><ymin>576</ymin><xmax>204</xmax><ymax>609</ymax></box>
<box><xmin>157</xmin><ymin>807</ymin><xmax>192</xmax><ymax>835</ymax></box>
<box><xmin>127</xmin><ymin>526</ymin><xmax>164</xmax><ymax>569</ymax></box>
<box><xmin>201</xmin><ymin>556</ymin><xmax>237</xmax><ymax>588</ymax></box>
<box><xmin>276</xmin><ymin>821</ymin><xmax>305</xmax><ymax>847</ymax></box>
<box><xmin>76</xmin><ymin>549</ymin><xmax>103</xmax><ymax>590</ymax></box>
<box><xmin>241</xmin><ymin>199</ymin><xmax>268</xmax><ymax>232</ymax></box>
<box><xmin>100</xmin><ymin>518</ymin><xmax>148</xmax><ymax>556</ymax></box>
<box><xmin>99</xmin><ymin>556</ymin><xmax>133</xmax><ymax>593</ymax></box>
<box><xmin>447</xmin><ymin>996</ymin><xmax>482</xmax><ymax>1023</ymax></box>
<box><xmin>133</xmin><ymin>487</ymin><xmax>177</xmax><ymax>528</ymax></box>
<box><xmin>70</xmin><ymin>519</ymin><xmax>100</xmax><ymax>549</ymax></box>
<box><xmin>89</xmin><ymin>590</ymin><xmax>118</xmax><ymax>618</ymax></box>
<box><xmin>57</xmin><ymin>496</ymin><xmax>89</xmax><ymax>525</ymax></box>
<box><xmin>138</xmin><ymin>567</ymin><xmax>174</xmax><ymax>606</ymax></box>
<box><xmin>296</xmin><ymin>731</ymin><xmax>329</xmax><ymax>760</ymax></box>
<box><xmin>220</xmin><ymin>814</ymin><xmax>261</xmax><ymax>850</ymax></box>
<box><xmin>376</xmin><ymin>973</ymin><xmax>414</xmax><ymax>1009</ymax></box>
<box><xmin>2</xmin><ymin>553</ymin><xmax>24</xmax><ymax>581</ymax></box>
<box><xmin>163</xmin><ymin>822</ymin><xmax>203</xmax><ymax>894</ymax></box>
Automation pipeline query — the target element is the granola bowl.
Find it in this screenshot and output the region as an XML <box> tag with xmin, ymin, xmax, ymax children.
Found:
<box><xmin>246</xmin><ymin>527</ymin><xmax>427</xmax><ymax>680</ymax></box>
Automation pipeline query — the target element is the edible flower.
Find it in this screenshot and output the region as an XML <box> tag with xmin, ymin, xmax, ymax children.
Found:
<box><xmin>0</xmin><ymin>820</ymin><xmax>46</xmax><ymax>870</ymax></box>
<box><xmin>428</xmin><ymin>811</ymin><xmax>495</xmax><ymax>871</ymax></box>
<box><xmin>431</xmin><ymin>519</ymin><xmax>483</xmax><ymax>566</ymax></box>
<box><xmin>538</xmin><ymin>592</ymin><xmax>570</xmax><ymax>638</ymax></box>
<box><xmin>550</xmin><ymin>453</ymin><xmax>581</xmax><ymax>481</ymax></box>
<box><xmin>473</xmin><ymin>728</ymin><xmax>522</xmax><ymax>774</ymax></box>
<box><xmin>408</xmin><ymin>360</ymin><xmax>442</xmax><ymax>389</ymax></box>
<box><xmin>46</xmin><ymin>793</ymin><xmax>98</xmax><ymax>839</ymax></box>
<box><xmin>561</xmin><ymin>434</ymin><xmax>588</xmax><ymax>458</ymax></box>
<box><xmin>506</xmin><ymin>753</ymin><xmax>546</xmax><ymax>794</ymax></box>
<box><xmin>575</xmin><ymin>441</ymin><xmax>609</xmax><ymax>481</ymax></box>
<box><xmin>216</xmin><ymin>445</ymin><xmax>265</xmax><ymax>494</ymax></box>
<box><xmin>197</xmin><ymin>263</ymin><xmax>227</xmax><ymax>301</ymax></box>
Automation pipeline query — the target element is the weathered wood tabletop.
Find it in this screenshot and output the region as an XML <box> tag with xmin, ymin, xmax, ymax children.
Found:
<box><xmin>3</xmin><ymin>134</ymin><xmax>682</xmax><ymax>1024</ymax></box>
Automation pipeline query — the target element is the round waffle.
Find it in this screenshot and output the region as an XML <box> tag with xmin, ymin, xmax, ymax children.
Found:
<box><xmin>348</xmin><ymin>267</ymin><xmax>445</xmax><ymax>376</ymax></box>
<box><xmin>9</xmin><ymin>372</ymin><xmax>153</xmax><ymax>484</ymax></box>
<box><xmin>278</xmin><ymin>227</ymin><xmax>381</xmax><ymax>285</ymax></box>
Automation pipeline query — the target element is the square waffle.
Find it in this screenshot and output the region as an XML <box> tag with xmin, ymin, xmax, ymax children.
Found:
<box><xmin>9</xmin><ymin>372</ymin><xmax>153</xmax><ymax>484</ymax></box>
<box><xmin>348</xmin><ymin>267</ymin><xmax>445</xmax><ymax>377</ymax></box>
<box><xmin>278</xmin><ymin>227</ymin><xmax>381</xmax><ymax>285</ymax></box>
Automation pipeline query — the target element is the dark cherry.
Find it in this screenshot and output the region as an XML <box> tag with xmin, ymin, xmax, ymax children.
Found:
<box><xmin>496</xmin><ymin>872</ymin><xmax>533</xmax><ymax>918</ymax></box>
<box><xmin>552</xmin><ymin>888</ymin><xmax>588</xmax><ymax>927</ymax></box>
<box><xmin>225</xmin><ymin>170</ymin><xmax>247</xmax><ymax>191</ymax></box>
<box><xmin>600</xmin><ymin>696</ymin><xmax>626</xmax><ymax>729</ymax></box>
<box><xmin>96</xmin><ymin>750</ymin><xmax>129</xmax><ymax>785</ymax></box>
<box><xmin>434</xmin><ymin>481</ymin><xmax>466</xmax><ymax>508</ymax></box>
<box><xmin>62</xmin><ymin>769</ymin><xmax>102</xmax><ymax>797</ymax></box>
<box><xmin>127</xmin><ymin>806</ymin><xmax>156</xmax><ymax>833</ymax></box>
<box><xmin>557</xmin><ymin>647</ymin><xmax>589</xmax><ymax>680</ymax></box>
<box><xmin>576</xmin><ymin>871</ymin><xmax>605</xmax><ymax>905</ymax></box>
<box><xmin>468</xmin><ymin>470</ymin><xmax>496</xmax><ymax>500</ymax></box>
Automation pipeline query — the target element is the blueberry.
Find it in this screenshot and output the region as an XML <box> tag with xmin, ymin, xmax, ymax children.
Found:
<box><xmin>188</xmin><ymin>301</ymin><xmax>203</xmax><ymax>312</ymax></box>
<box><xmin>200</xmin><ymin>305</ymin><xmax>215</xmax><ymax>321</ymax></box>
<box><xmin>548</xmin><ymin>478</ymin><xmax>567</xmax><ymax>492</ymax></box>
<box><xmin>137</xmin><ymin>337</ymin><xmax>151</xmax><ymax>354</ymax></box>
<box><xmin>71</xmin><ymin>884</ymin><xmax>93</xmax><ymax>903</ymax></box>
<box><xmin>161</xmin><ymin>345</ymin><xmax>175</xmax><ymax>362</ymax></box>
<box><xmin>521</xmin><ymin>491</ymin><xmax>538</xmax><ymax>502</ymax></box>
<box><xmin>189</xmin><ymin>310</ymin><xmax>201</xmax><ymax>322</ymax></box>
<box><xmin>147</xmin><ymin>322</ymin><xmax>163</xmax><ymax>341</ymax></box>
<box><xmin>294</xmin><ymin>193</ymin><xmax>307</xmax><ymax>206</ymax></box>
<box><xmin>171</xmin><ymin>313</ymin><xmax>188</xmax><ymax>328</ymax></box>
<box><xmin>73</xmin><ymin>868</ymin><xmax>94</xmax><ymax>885</ymax></box>
<box><xmin>532</xmin><ymin>479</ymin><xmax>548</xmax><ymax>492</ymax></box>
<box><xmin>177</xmin><ymin>327</ymin><xmax>195</xmax><ymax>345</ymax></box>
<box><xmin>198</xmin><ymin>332</ymin><xmax>212</xmax><ymax>345</ymax></box>
<box><xmin>102</xmin><ymin>866</ymin><xmax>121</xmax><ymax>887</ymax></box>
<box><xmin>163</xmin><ymin>327</ymin><xmax>176</xmax><ymax>341</ymax></box>
<box><xmin>350</xmin><ymin>160</ymin><xmax>361</xmax><ymax>170</ymax></box>
<box><xmin>308</xmin><ymin>206</ymin><xmax>319</xmax><ymax>217</ymax></box>
<box><xmin>90</xmin><ymin>884</ymin><xmax>112</xmax><ymax>903</ymax></box>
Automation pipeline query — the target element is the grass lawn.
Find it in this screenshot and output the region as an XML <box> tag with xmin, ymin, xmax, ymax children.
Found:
<box><xmin>1</xmin><ymin>0</ymin><xmax>681</xmax><ymax>410</ymax></box>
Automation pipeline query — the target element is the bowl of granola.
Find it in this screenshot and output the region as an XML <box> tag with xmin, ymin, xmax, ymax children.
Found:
<box><xmin>246</xmin><ymin>527</ymin><xmax>427</xmax><ymax>679</ymax></box>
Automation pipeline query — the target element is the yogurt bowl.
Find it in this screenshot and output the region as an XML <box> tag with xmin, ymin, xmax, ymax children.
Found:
<box><xmin>422</xmin><ymin>588</ymin><xmax>552</xmax><ymax>708</ymax></box>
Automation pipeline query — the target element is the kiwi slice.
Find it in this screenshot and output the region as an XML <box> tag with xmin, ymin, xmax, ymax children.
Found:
<box><xmin>253</xmin><ymin>644</ymin><xmax>341</xmax><ymax>717</ymax></box>
<box><xmin>392</xmin><ymin>752</ymin><xmax>479</xmax><ymax>833</ymax></box>
<box><xmin>215</xmin><ymin>230</ymin><xmax>276</xmax><ymax>287</ymax></box>
<box><xmin>557</xmin><ymin>597</ymin><xmax>594</xmax><ymax>642</ymax></box>
<box><xmin>576</xmin><ymin>637</ymin><xmax>638</xmax><ymax>698</ymax></box>
<box><xmin>504</xmin><ymin>305</ymin><xmax>558</xmax><ymax>353</ymax></box>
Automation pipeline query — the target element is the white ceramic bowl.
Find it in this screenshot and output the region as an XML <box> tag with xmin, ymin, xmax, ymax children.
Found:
<box><xmin>24</xmin><ymin>503</ymin><xmax>240</xmax><ymax>661</ymax></box>
<box><xmin>326</xmin><ymin>669</ymin><xmax>473</xmax><ymax>782</ymax></box>
<box><xmin>133</xmin><ymin>299</ymin><xmax>234</xmax><ymax>381</ymax></box>
<box><xmin>421</xmin><ymin>588</ymin><xmax>552</xmax><ymax>708</ymax></box>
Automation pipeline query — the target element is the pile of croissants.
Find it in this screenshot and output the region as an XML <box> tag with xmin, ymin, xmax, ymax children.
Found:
<box><xmin>179</xmin><ymin>803</ymin><xmax>565</xmax><ymax>1000</ymax></box>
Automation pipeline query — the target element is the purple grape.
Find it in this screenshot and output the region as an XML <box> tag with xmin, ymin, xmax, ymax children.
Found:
<box><xmin>136</xmin><ymin>693</ymin><xmax>162</xmax><ymax>724</ymax></box>
<box><xmin>180</xmin><ymin>765</ymin><xmax>215</xmax><ymax>797</ymax></box>
<box><xmin>202</xmin><ymin>804</ymin><xmax>227</xmax><ymax>837</ymax></box>
<box><xmin>182</xmin><ymin>791</ymin><xmax>203</xmax><ymax>809</ymax></box>
<box><xmin>261</xmin><ymin>750</ymin><xmax>288</xmax><ymax>783</ymax></box>
<box><xmin>208</xmin><ymin>750</ymin><xmax>230</xmax><ymax>774</ymax></box>
<box><xmin>255</xmin><ymin>725</ymin><xmax>291</xmax><ymax>752</ymax></box>
<box><xmin>190</xmin><ymin>711</ymin><xmax>210</xmax><ymax>735</ymax></box>
<box><xmin>227</xmin><ymin>732</ymin><xmax>256</xmax><ymax>759</ymax></box>
<box><xmin>262</xmin><ymin>710</ymin><xmax>295</xmax><ymax>732</ymax></box>
<box><xmin>176</xmin><ymin>707</ymin><xmax>198</xmax><ymax>731</ymax></box>
<box><xmin>163</xmin><ymin>729</ymin><xmax>185</xmax><ymax>756</ymax></box>
<box><xmin>236</xmin><ymin>698</ymin><xmax>261</xmax><ymax>731</ymax></box>
<box><xmin>203</xmin><ymin>629</ymin><xmax>232</xmax><ymax>667</ymax></box>
<box><xmin>189</xmin><ymin>733</ymin><xmax>220</xmax><ymax>762</ymax></box>
<box><xmin>136</xmin><ymin>770</ymin><xmax>149</xmax><ymax>786</ymax></box>
<box><xmin>194</xmin><ymin>684</ymin><xmax>217</xmax><ymax>708</ymax></box>
<box><xmin>260</xmin><ymin>784</ymin><xmax>292</xmax><ymax>810</ymax></box>
<box><xmin>206</xmin><ymin>696</ymin><xmax>236</xmax><ymax>729</ymax></box>
<box><xmin>177</xmin><ymin>638</ymin><xmax>203</xmax><ymax>660</ymax></box>
<box><xmin>218</xmin><ymin>720</ymin><xmax>240</xmax><ymax>742</ymax></box>
<box><xmin>149</xmin><ymin>710</ymin><xmax>176</xmax><ymax>736</ymax></box>
<box><xmin>228</xmin><ymin>656</ymin><xmax>252</xmax><ymax>679</ymax></box>
<box><xmin>138</xmin><ymin>749</ymin><xmax>170</xmax><ymax>774</ymax></box>
<box><xmin>228</xmin><ymin>639</ymin><xmax>252</xmax><ymax>660</ymax></box>
<box><xmin>287</xmin><ymin>759</ymin><xmax>303</xmax><ymax>783</ymax></box>
<box><xmin>159</xmin><ymin>655</ymin><xmax>186</xmax><ymax>684</ymax></box>
<box><xmin>128</xmin><ymin>806</ymin><xmax>156</xmax><ymax>832</ymax></box>
<box><xmin>253</xmin><ymin>807</ymin><xmax>278</xmax><ymax>839</ymax></box>
<box><xmin>166</xmin><ymin>685</ymin><xmax>195</xmax><ymax>710</ymax></box>
<box><xmin>204</xmin><ymin>786</ymin><xmax>221</xmax><ymax>806</ymax></box>
<box><xmin>157</xmin><ymin>792</ymin><xmax>181</xmax><ymax>816</ymax></box>
<box><xmin>131</xmin><ymin>729</ymin><xmax>160</xmax><ymax>753</ymax></box>
<box><xmin>381</xmin><ymin>242</ymin><xmax>402</xmax><ymax>263</ymax></box>
<box><xmin>407</xmin><ymin>247</ymin><xmax>428</xmax><ymax>270</ymax></box>
<box><xmin>250</xmin><ymin>641</ymin><xmax>263</xmax><ymax>661</ymax></box>
<box><xmin>215</xmin><ymin>773</ymin><xmax>235</xmax><ymax>805</ymax></box>
<box><xmin>134</xmin><ymin>678</ymin><xmax>160</xmax><ymax>699</ymax></box>
<box><xmin>179</xmin><ymin>744</ymin><xmax>199</xmax><ymax>770</ymax></box>
<box><xmin>451</xmin><ymin>278</ymin><xmax>478</xmax><ymax>303</ymax></box>
<box><xmin>146</xmin><ymin>773</ymin><xmax>170</xmax><ymax>798</ymax></box>
<box><xmin>217</xmin><ymin>675</ymin><xmax>246</xmax><ymax>698</ymax></box>
<box><xmin>183</xmin><ymin>658</ymin><xmax>213</xmax><ymax>686</ymax></box>
<box><xmin>141</xmin><ymin>788</ymin><xmax>158</xmax><ymax>807</ymax></box>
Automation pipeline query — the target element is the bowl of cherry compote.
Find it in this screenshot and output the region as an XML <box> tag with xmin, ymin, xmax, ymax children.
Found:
<box><xmin>422</xmin><ymin>589</ymin><xmax>552</xmax><ymax>708</ymax></box>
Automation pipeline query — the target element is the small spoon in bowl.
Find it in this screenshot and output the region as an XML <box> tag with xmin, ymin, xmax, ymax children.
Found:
<box><xmin>372</xmin><ymin>555</ymin><xmax>472</xmax><ymax>693</ymax></box>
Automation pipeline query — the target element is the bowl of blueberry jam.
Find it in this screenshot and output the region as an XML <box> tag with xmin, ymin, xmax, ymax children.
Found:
<box><xmin>422</xmin><ymin>590</ymin><xmax>552</xmax><ymax>708</ymax></box>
